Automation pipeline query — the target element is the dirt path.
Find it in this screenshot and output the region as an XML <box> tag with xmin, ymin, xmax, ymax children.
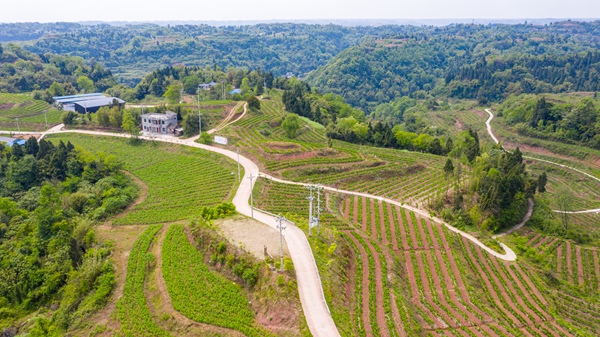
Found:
<box><xmin>403</xmin><ymin>250</ymin><xmax>442</xmax><ymax>330</ymax></box>
<box><xmin>344</xmin><ymin>198</ymin><xmax>350</xmax><ymax>218</ymax></box>
<box><xmin>494</xmin><ymin>199</ymin><xmax>534</xmax><ymax>238</ymax></box>
<box><xmin>414</xmin><ymin>251</ymin><xmax>454</xmax><ymax>328</ymax></box>
<box><xmin>576</xmin><ymin>246</ymin><xmax>585</xmax><ymax>286</ymax></box>
<box><xmin>557</xmin><ymin>244</ymin><xmax>563</xmax><ymax>276</ymax></box>
<box><xmin>370</xmin><ymin>199</ymin><xmax>377</xmax><ymax>239</ymax></box>
<box><xmin>89</xmin><ymin>225</ymin><xmax>148</xmax><ymax>334</ymax></box>
<box><xmin>387</xmin><ymin>203</ymin><xmax>398</xmax><ymax>251</ymax></box>
<box><xmin>362</xmin><ymin>197</ymin><xmax>368</xmax><ymax>232</ymax></box>
<box><xmin>405</xmin><ymin>211</ymin><xmax>420</xmax><ymax>250</ymax></box>
<box><xmin>149</xmin><ymin>224</ymin><xmax>246</xmax><ymax>337</ymax></box>
<box><xmin>345</xmin><ymin>231</ymin><xmax>373</xmax><ymax>337</ymax></box>
<box><xmin>594</xmin><ymin>251</ymin><xmax>600</xmax><ymax>289</ymax></box>
<box><xmin>526</xmin><ymin>233</ymin><xmax>541</xmax><ymax>246</ymax></box>
<box><xmin>378</xmin><ymin>201</ymin><xmax>387</xmax><ymax>246</ymax></box>
<box><xmin>566</xmin><ymin>242</ymin><xmax>573</xmax><ymax>284</ymax></box>
<box><xmin>363</xmin><ymin>236</ymin><xmax>391</xmax><ymax>337</ymax></box>
<box><xmin>435</xmin><ymin>223</ymin><xmax>490</xmax><ymax>323</ymax></box>
<box><xmin>395</xmin><ymin>205</ymin><xmax>410</xmax><ymax>251</ymax></box>
<box><xmin>533</xmin><ymin>236</ymin><xmax>550</xmax><ymax>249</ymax></box>
<box><xmin>462</xmin><ymin>237</ymin><xmax>523</xmax><ymax>327</ymax></box>
<box><xmin>424</xmin><ymin>219</ymin><xmax>482</xmax><ymax>326</ymax></box>
<box><xmin>485</xmin><ymin>108</ymin><xmax>600</xmax><ymax>214</ymax></box>
<box><xmin>353</xmin><ymin>196</ymin><xmax>358</xmax><ymax>223</ymax></box>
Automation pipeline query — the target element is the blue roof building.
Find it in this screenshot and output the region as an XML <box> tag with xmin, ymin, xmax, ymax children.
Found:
<box><xmin>0</xmin><ymin>136</ymin><xmax>27</xmax><ymax>147</ymax></box>
<box><xmin>73</xmin><ymin>97</ymin><xmax>126</xmax><ymax>113</ymax></box>
<box><xmin>229</xmin><ymin>89</ymin><xmax>242</xmax><ymax>95</ymax></box>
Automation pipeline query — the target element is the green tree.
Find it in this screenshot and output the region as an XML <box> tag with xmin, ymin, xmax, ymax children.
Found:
<box><xmin>443</xmin><ymin>159</ymin><xmax>454</xmax><ymax>177</ymax></box>
<box><xmin>537</xmin><ymin>172</ymin><xmax>547</xmax><ymax>193</ymax></box>
<box><xmin>240</xmin><ymin>77</ymin><xmax>251</xmax><ymax>94</ymax></box>
<box><xmin>121</xmin><ymin>110</ymin><xmax>140</xmax><ymax>138</ymax></box>
<box><xmin>282</xmin><ymin>114</ymin><xmax>301</xmax><ymax>138</ymax></box>
<box><xmin>183</xmin><ymin>76</ymin><xmax>200</xmax><ymax>94</ymax></box>
<box><xmin>77</xmin><ymin>76</ymin><xmax>96</xmax><ymax>93</ymax></box>
<box><xmin>61</xmin><ymin>111</ymin><xmax>77</xmax><ymax>125</ymax></box>
<box><xmin>247</xmin><ymin>95</ymin><xmax>260</xmax><ymax>110</ymax></box>
<box><xmin>48</xmin><ymin>82</ymin><xmax>65</xmax><ymax>97</ymax></box>
<box><xmin>163</xmin><ymin>83</ymin><xmax>182</xmax><ymax>104</ymax></box>
<box><xmin>183</xmin><ymin>113</ymin><xmax>200</xmax><ymax>137</ymax></box>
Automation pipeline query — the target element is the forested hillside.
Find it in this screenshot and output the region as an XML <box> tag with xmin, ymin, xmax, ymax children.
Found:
<box><xmin>307</xmin><ymin>21</ymin><xmax>600</xmax><ymax>111</ymax></box>
<box><xmin>7</xmin><ymin>23</ymin><xmax>408</xmax><ymax>85</ymax></box>
<box><xmin>0</xmin><ymin>43</ymin><xmax>116</xmax><ymax>98</ymax></box>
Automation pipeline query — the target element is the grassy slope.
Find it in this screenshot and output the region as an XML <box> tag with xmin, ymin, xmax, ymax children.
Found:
<box><xmin>48</xmin><ymin>134</ymin><xmax>239</xmax><ymax>224</ymax></box>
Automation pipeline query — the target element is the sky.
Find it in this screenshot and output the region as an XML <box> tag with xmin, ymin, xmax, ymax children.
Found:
<box><xmin>1</xmin><ymin>0</ymin><xmax>599</xmax><ymax>23</ymax></box>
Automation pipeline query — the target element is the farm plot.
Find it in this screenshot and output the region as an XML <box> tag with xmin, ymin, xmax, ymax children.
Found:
<box><xmin>116</xmin><ymin>225</ymin><xmax>172</xmax><ymax>337</ymax></box>
<box><xmin>524</xmin><ymin>232</ymin><xmax>600</xmax><ymax>292</ymax></box>
<box><xmin>338</xmin><ymin>196</ymin><xmax>574</xmax><ymax>336</ymax></box>
<box><xmin>49</xmin><ymin>134</ymin><xmax>239</xmax><ymax>225</ymax></box>
<box><xmin>0</xmin><ymin>93</ymin><xmax>58</xmax><ymax>131</ymax></box>
<box><xmin>162</xmin><ymin>224</ymin><xmax>273</xmax><ymax>337</ymax></box>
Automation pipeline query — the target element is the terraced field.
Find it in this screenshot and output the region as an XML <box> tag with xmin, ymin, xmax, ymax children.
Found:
<box><xmin>253</xmin><ymin>177</ymin><xmax>579</xmax><ymax>336</ymax></box>
<box><xmin>218</xmin><ymin>92</ymin><xmax>447</xmax><ymax>207</ymax></box>
<box><xmin>0</xmin><ymin>93</ymin><xmax>60</xmax><ymax>131</ymax></box>
<box><xmin>49</xmin><ymin>134</ymin><xmax>239</xmax><ymax>225</ymax></box>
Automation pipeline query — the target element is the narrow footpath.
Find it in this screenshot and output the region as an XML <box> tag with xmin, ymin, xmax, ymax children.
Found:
<box><xmin>485</xmin><ymin>109</ymin><xmax>600</xmax><ymax>215</ymax></box>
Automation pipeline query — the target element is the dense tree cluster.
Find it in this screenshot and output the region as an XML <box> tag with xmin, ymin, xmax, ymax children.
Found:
<box><xmin>306</xmin><ymin>21</ymin><xmax>600</xmax><ymax>111</ymax></box>
<box><xmin>498</xmin><ymin>94</ymin><xmax>600</xmax><ymax>149</ymax></box>
<box><xmin>0</xmin><ymin>44</ymin><xmax>116</xmax><ymax>98</ymax></box>
<box><xmin>0</xmin><ymin>138</ymin><xmax>136</xmax><ymax>332</ymax></box>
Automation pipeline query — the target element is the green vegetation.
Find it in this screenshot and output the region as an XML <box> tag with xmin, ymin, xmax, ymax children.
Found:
<box><xmin>116</xmin><ymin>224</ymin><xmax>171</xmax><ymax>337</ymax></box>
<box><xmin>48</xmin><ymin>134</ymin><xmax>239</xmax><ymax>225</ymax></box>
<box><xmin>0</xmin><ymin>93</ymin><xmax>61</xmax><ymax>131</ymax></box>
<box><xmin>498</xmin><ymin>94</ymin><xmax>600</xmax><ymax>150</ymax></box>
<box><xmin>0</xmin><ymin>138</ymin><xmax>136</xmax><ymax>334</ymax></box>
<box><xmin>307</xmin><ymin>22</ymin><xmax>600</xmax><ymax>111</ymax></box>
<box><xmin>162</xmin><ymin>224</ymin><xmax>273</xmax><ymax>337</ymax></box>
<box><xmin>0</xmin><ymin>44</ymin><xmax>116</xmax><ymax>96</ymax></box>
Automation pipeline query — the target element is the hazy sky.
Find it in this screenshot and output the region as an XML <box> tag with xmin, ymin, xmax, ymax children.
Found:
<box><xmin>1</xmin><ymin>0</ymin><xmax>599</xmax><ymax>23</ymax></box>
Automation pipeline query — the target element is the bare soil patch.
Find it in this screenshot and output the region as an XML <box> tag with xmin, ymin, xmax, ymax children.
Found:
<box><xmin>215</xmin><ymin>215</ymin><xmax>289</xmax><ymax>260</ymax></box>
<box><xmin>264</xmin><ymin>141</ymin><xmax>302</xmax><ymax>151</ymax></box>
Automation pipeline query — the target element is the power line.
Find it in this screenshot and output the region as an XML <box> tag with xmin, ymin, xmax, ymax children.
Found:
<box><xmin>275</xmin><ymin>215</ymin><xmax>287</xmax><ymax>271</ymax></box>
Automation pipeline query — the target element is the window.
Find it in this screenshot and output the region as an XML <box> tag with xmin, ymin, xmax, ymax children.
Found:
<box><xmin>143</xmin><ymin>119</ymin><xmax>146</xmax><ymax>122</ymax></box>
<box><xmin>162</xmin><ymin>128</ymin><xmax>166</xmax><ymax>132</ymax></box>
<box><xmin>162</xmin><ymin>120</ymin><xmax>165</xmax><ymax>124</ymax></box>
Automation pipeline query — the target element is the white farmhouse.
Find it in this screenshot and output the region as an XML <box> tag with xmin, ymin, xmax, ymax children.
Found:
<box><xmin>141</xmin><ymin>111</ymin><xmax>179</xmax><ymax>135</ymax></box>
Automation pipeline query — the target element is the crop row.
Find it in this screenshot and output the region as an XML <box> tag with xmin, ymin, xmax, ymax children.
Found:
<box><xmin>162</xmin><ymin>224</ymin><xmax>272</xmax><ymax>337</ymax></box>
<box><xmin>116</xmin><ymin>225</ymin><xmax>171</xmax><ymax>337</ymax></box>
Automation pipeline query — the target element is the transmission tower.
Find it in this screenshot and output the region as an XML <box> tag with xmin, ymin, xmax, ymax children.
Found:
<box><xmin>316</xmin><ymin>184</ymin><xmax>323</xmax><ymax>234</ymax></box>
<box><xmin>306</xmin><ymin>185</ymin><xmax>315</xmax><ymax>236</ymax></box>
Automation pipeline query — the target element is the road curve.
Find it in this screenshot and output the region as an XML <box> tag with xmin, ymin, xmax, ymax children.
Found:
<box><xmin>485</xmin><ymin>109</ymin><xmax>600</xmax><ymax>215</ymax></box>
<box><xmin>259</xmin><ymin>173</ymin><xmax>517</xmax><ymax>261</ymax></box>
<box><xmin>31</xmin><ymin>125</ymin><xmax>341</xmax><ymax>337</ymax></box>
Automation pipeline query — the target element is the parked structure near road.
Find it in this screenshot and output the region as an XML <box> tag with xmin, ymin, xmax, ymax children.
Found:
<box><xmin>141</xmin><ymin>111</ymin><xmax>181</xmax><ymax>135</ymax></box>
<box><xmin>53</xmin><ymin>93</ymin><xmax>125</xmax><ymax>113</ymax></box>
<box><xmin>0</xmin><ymin>136</ymin><xmax>26</xmax><ymax>147</ymax></box>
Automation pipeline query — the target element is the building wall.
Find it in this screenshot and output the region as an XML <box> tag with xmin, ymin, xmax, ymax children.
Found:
<box><xmin>141</xmin><ymin>115</ymin><xmax>177</xmax><ymax>134</ymax></box>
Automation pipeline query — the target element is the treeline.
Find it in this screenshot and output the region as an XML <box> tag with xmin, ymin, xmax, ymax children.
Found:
<box><xmin>0</xmin><ymin>138</ymin><xmax>137</xmax><ymax>334</ymax></box>
<box><xmin>498</xmin><ymin>94</ymin><xmax>600</xmax><ymax>149</ymax></box>
<box><xmin>0</xmin><ymin>43</ymin><xmax>116</xmax><ymax>99</ymax></box>
<box><xmin>17</xmin><ymin>23</ymin><xmax>392</xmax><ymax>84</ymax></box>
<box><xmin>131</xmin><ymin>66</ymin><xmax>274</xmax><ymax>101</ymax></box>
<box><xmin>306</xmin><ymin>21</ymin><xmax>600</xmax><ymax>112</ymax></box>
<box><xmin>281</xmin><ymin>79</ymin><xmax>477</xmax><ymax>158</ymax></box>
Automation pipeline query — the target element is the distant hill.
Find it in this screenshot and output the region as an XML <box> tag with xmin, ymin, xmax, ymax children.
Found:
<box><xmin>306</xmin><ymin>21</ymin><xmax>600</xmax><ymax>112</ymax></box>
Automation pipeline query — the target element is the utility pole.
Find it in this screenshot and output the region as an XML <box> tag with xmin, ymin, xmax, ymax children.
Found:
<box><xmin>44</xmin><ymin>110</ymin><xmax>48</xmax><ymax>127</ymax></box>
<box><xmin>248</xmin><ymin>173</ymin><xmax>255</xmax><ymax>218</ymax></box>
<box><xmin>237</xmin><ymin>148</ymin><xmax>241</xmax><ymax>183</ymax></box>
<box><xmin>199</xmin><ymin>112</ymin><xmax>202</xmax><ymax>133</ymax></box>
<box><xmin>316</xmin><ymin>184</ymin><xmax>322</xmax><ymax>234</ymax></box>
<box><xmin>15</xmin><ymin>118</ymin><xmax>19</xmax><ymax>132</ymax></box>
<box><xmin>307</xmin><ymin>185</ymin><xmax>315</xmax><ymax>236</ymax></box>
<box><xmin>275</xmin><ymin>215</ymin><xmax>287</xmax><ymax>271</ymax></box>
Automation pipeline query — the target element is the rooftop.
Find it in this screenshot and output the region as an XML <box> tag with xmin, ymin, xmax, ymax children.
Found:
<box><xmin>73</xmin><ymin>97</ymin><xmax>125</xmax><ymax>109</ymax></box>
<box><xmin>142</xmin><ymin>111</ymin><xmax>177</xmax><ymax>119</ymax></box>
<box><xmin>53</xmin><ymin>93</ymin><xmax>105</xmax><ymax>104</ymax></box>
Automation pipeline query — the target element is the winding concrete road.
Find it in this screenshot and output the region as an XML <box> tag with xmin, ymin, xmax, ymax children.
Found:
<box><xmin>485</xmin><ymin>109</ymin><xmax>600</xmax><ymax>215</ymax></box>
<box><xmin>23</xmin><ymin>125</ymin><xmax>340</xmax><ymax>337</ymax></box>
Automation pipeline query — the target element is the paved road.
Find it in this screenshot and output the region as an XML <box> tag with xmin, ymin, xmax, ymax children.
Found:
<box><xmin>485</xmin><ymin>109</ymin><xmax>600</xmax><ymax>215</ymax></box>
<box><xmin>259</xmin><ymin>173</ymin><xmax>517</xmax><ymax>261</ymax></box>
<box><xmin>31</xmin><ymin>125</ymin><xmax>341</xmax><ymax>337</ymax></box>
